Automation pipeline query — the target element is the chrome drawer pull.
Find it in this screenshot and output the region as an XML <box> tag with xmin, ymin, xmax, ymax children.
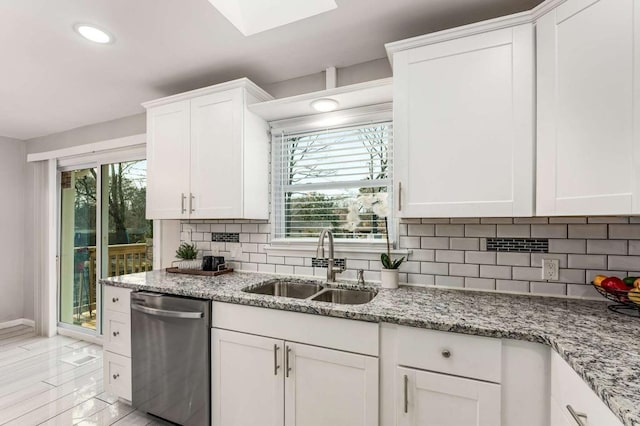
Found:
<box><xmin>442</xmin><ymin>349</ymin><xmax>451</xmax><ymax>358</ymax></box>
<box><xmin>113</xmin><ymin>373</ymin><xmax>120</xmax><ymax>380</ymax></box>
<box><xmin>566</xmin><ymin>405</ymin><xmax>587</xmax><ymax>426</ymax></box>
<box><xmin>112</xmin><ymin>331</ymin><xmax>119</xmax><ymax>337</ymax></box>
<box><xmin>112</xmin><ymin>297</ymin><xmax>118</xmax><ymax>303</ymax></box>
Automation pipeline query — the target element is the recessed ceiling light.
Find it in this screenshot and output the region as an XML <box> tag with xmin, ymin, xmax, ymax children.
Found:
<box><xmin>74</xmin><ymin>24</ymin><xmax>113</xmax><ymax>44</ymax></box>
<box><xmin>311</xmin><ymin>98</ymin><xmax>339</xmax><ymax>112</ymax></box>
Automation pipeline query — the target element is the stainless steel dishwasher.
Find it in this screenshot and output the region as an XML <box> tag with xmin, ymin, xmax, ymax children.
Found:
<box><xmin>131</xmin><ymin>291</ymin><xmax>211</xmax><ymax>425</ymax></box>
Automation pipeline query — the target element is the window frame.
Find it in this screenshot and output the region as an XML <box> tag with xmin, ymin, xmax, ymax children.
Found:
<box><xmin>269</xmin><ymin>104</ymin><xmax>395</xmax><ymax>249</ymax></box>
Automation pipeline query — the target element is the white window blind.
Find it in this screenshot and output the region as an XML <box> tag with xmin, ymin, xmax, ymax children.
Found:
<box><xmin>273</xmin><ymin>120</ymin><xmax>393</xmax><ymax>241</ymax></box>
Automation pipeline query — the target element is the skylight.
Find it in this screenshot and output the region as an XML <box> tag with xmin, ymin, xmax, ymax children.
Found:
<box><xmin>207</xmin><ymin>0</ymin><xmax>337</xmax><ymax>36</ymax></box>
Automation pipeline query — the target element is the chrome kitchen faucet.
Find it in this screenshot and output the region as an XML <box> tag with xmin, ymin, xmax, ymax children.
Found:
<box><xmin>316</xmin><ymin>229</ymin><xmax>343</xmax><ymax>283</ymax></box>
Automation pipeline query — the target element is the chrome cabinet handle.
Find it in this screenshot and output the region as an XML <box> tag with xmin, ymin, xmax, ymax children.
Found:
<box><xmin>398</xmin><ymin>182</ymin><xmax>402</xmax><ymax>211</ymax></box>
<box><xmin>442</xmin><ymin>349</ymin><xmax>451</xmax><ymax>358</ymax></box>
<box><xmin>112</xmin><ymin>297</ymin><xmax>118</xmax><ymax>303</ymax></box>
<box><xmin>566</xmin><ymin>405</ymin><xmax>587</xmax><ymax>426</ymax></box>
<box><xmin>190</xmin><ymin>193</ymin><xmax>195</xmax><ymax>213</ymax></box>
<box><xmin>285</xmin><ymin>346</ymin><xmax>292</xmax><ymax>378</ymax></box>
<box><xmin>181</xmin><ymin>193</ymin><xmax>186</xmax><ymax>214</ymax></box>
<box><xmin>403</xmin><ymin>374</ymin><xmax>408</xmax><ymax>413</ymax></box>
<box><xmin>113</xmin><ymin>373</ymin><xmax>119</xmax><ymax>380</ymax></box>
<box><xmin>112</xmin><ymin>331</ymin><xmax>119</xmax><ymax>337</ymax></box>
<box><xmin>273</xmin><ymin>344</ymin><xmax>280</xmax><ymax>376</ymax></box>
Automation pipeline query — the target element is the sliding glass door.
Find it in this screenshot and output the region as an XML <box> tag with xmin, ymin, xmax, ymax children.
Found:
<box><xmin>59</xmin><ymin>159</ymin><xmax>151</xmax><ymax>333</ymax></box>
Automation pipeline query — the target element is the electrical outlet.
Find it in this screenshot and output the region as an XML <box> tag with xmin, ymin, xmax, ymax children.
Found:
<box><xmin>542</xmin><ymin>258</ymin><xmax>559</xmax><ymax>281</ymax></box>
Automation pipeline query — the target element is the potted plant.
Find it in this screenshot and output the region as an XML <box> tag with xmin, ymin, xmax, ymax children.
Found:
<box><xmin>175</xmin><ymin>242</ymin><xmax>201</xmax><ymax>270</ymax></box>
<box><xmin>349</xmin><ymin>193</ymin><xmax>405</xmax><ymax>289</ymax></box>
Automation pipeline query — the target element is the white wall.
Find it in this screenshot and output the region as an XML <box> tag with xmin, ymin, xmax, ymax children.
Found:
<box><xmin>0</xmin><ymin>136</ymin><xmax>26</xmax><ymax>322</ymax></box>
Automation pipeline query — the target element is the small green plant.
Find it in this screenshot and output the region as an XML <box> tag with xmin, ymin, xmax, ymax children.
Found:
<box><xmin>175</xmin><ymin>242</ymin><xmax>198</xmax><ymax>260</ymax></box>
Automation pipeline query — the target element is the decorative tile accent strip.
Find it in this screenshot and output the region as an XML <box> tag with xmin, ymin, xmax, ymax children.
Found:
<box><xmin>212</xmin><ymin>232</ymin><xmax>240</xmax><ymax>243</ymax></box>
<box><xmin>487</xmin><ymin>238</ymin><xmax>549</xmax><ymax>253</ymax></box>
<box><xmin>312</xmin><ymin>258</ymin><xmax>346</xmax><ymax>269</ymax></box>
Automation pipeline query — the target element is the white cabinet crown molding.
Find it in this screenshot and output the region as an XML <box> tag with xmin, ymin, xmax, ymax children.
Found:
<box><xmin>385</xmin><ymin>0</ymin><xmax>568</xmax><ymax>64</ymax></box>
<box><xmin>141</xmin><ymin>77</ymin><xmax>273</xmax><ymax>109</ymax></box>
<box><xmin>249</xmin><ymin>78</ymin><xmax>392</xmax><ymax>123</ymax></box>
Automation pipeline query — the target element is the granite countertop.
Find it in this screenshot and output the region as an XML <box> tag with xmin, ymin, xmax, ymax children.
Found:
<box><xmin>101</xmin><ymin>270</ymin><xmax>640</xmax><ymax>426</ymax></box>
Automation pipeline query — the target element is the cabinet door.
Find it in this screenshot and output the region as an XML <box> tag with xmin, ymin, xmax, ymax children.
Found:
<box><xmin>190</xmin><ymin>89</ymin><xmax>243</xmax><ymax>218</ymax></box>
<box><xmin>537</xmin><ymin>0</ymin><xmax>640</xmax><ymax>215</ymax></box>
<box><xmin>284</xmin><ymin>342</ymin><xmax>378</xmax><ymax>426</ymax></box>
<box><xmin>397</xmin><ymin>367</ymin><xmax>501</xmax><ymax>426</ymax></box>
<box><xmin>211</xmin><ymin>329</ymin><xmax>284</xmax><ymax>426</ymax></box>
<box><xmin>146</xmin><ymin>100</ymin><xmax>191</xmax><ymax>219</ymax></box>
<box><xmin>393</xmin><ymin>24</ymin><xmax>534</xmax><ymax>218</ymax></box>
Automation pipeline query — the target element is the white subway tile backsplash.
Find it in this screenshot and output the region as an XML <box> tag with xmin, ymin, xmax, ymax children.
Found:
<box><xmin>530</xmin><ymin>224</ymin><xmax>567</xmax><ymax>238</ymax></box>
<box><xmin>496</xmin><ymin>280</ymin><xmax>529</xmax><ymax>293</ymax></box>
<box><xmin>421</xmin><ymin>262</ymin><xmax>449</xmax><ymax>275</ymax></box>
<box><xmin>496</xmin><ymin>252</ymin><xmax>530</xmax><ymax>266</ymax></box>
<box><xmin>421</xmin><ymin>237</ymin><xmax>449</xmax><ymax>249</ymax></box>
<box><xmin>497</xmin><ymin>224</ymin><xmax>530</xmax><ymax>238</ymax></box>
<box><xmin>465</xmin><ymin>225</ymin><xmax>496</xmax><ymax>237</ymax></box>
<box><xmin>449</xmin><ymin>263</ymin><xmax>479</xmax><ymax>277</ymax></box>
<box><xmin>549</xmin><ymin>239</ymin><xmax>586</xmax><ymax>254</ymax></box>
<box><xmin>465</xmin><ymin>251</ymin><xmax>497</xmax><ymax>265</ymax></box>
<box><xmin>407</xmin><ymin>224</ymin><xmax>435</xmax><ymax>236</ymax></box>
<box><xmin>435</xmin><ymin>224</ymin><xmax>464</xmax><ymax>237</ymax></box>
<box><xmin>181</xmin><ymin>216</ymin><xmax>640</xmax><ymax>300</ymax></box>
<box><xmin>586</xmin><ymin>239</ymin><xmax>627</xmax><ymax>255</ymax></box>
<box><xmin>435</xmin><ymin>276</ymin><xmax>464</xmax><ymax>288</ymax></box>
<box><xmin>450</xmin><ymin>238</ymin><xmax>480</xmax><ymax>251</ymax></box>
<box><xmin>568</xmin><ymin>224</ymin><xmax>608</xmax><ymax>239</ymax></box>
<box><xmin>609</xmin><ymin>224</ymin><xmax>640</xmax><ymax>239</ymax></box>
<box><xmin>480</xmin><ymin>265</ymin><xmax>512</xmax><ymax>280</ymax></box>
<box><xmin>435</xmin><ymin>250</ymin><xmax>464</xmax><ymax>263</ymax></box>
<box><xmin>608</xmin><ymin>255</ymin><xmax>640</xmax><ymax>271</ymax></box>
<box><xmin>567</xmin><ymin>254</ymin><xmax>607</xmax><ymax>270</ymax></box>
<box><xmin>464</xmin><ymin>277</ymin><xmax>495</xmax><ymax>290</ymax></box>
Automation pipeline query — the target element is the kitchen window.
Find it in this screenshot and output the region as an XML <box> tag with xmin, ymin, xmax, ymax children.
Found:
<box><xmin>272</xmin><ymin>114</ymin><xmax>393</xmax><ymax>244</ymax></box>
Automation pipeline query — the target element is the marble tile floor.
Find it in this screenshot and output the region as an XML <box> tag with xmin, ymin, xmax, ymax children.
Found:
<box><xmin>0</xmin><ymin>325</ymin><xmax>167</xmax><ymax>425</ymax></box>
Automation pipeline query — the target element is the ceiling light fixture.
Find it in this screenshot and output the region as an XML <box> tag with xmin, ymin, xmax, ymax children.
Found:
<box><xmin>311</xmin><ymin>98</ymin><xmax>339</xmax><ymax>112</ymax></box>
<box><xmin>74</xmin><ymin>24</ymin><xmax>113</xmax><ymax>44</ymax></box>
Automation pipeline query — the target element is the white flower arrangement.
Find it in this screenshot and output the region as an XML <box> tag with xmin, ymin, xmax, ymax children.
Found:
<box><xmin>346</xmin><ymin>192</ymin><xmax>405</xmax><ymax>269</ymax></box>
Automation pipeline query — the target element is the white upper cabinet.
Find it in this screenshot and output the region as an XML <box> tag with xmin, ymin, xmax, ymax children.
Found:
<box><xmin>536</xmin><ymin>0</ymin><xmax>640</xmax><ymax>215</ymax></box>
<box><xmin>388</xmin><ymin>22</ymin><xmax>535</xmax><ymax>218</ymax></box>
<box><xmin>144</xmin><ymin>79</ymin><xmax>273</xmax><ymax>220</ymax></box>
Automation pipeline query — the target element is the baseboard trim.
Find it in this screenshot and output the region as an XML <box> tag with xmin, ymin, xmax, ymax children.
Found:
<box><xmin>57</xmin><ymin>327</ymin><xmax>103</xmax><ymax>346</ymax></box>
<box><xmin>0</xmin><ymin>318</ymin><xmax>35</xmax><ymax>330</ymax></box>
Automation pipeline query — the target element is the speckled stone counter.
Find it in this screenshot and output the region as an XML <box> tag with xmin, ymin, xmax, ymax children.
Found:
<box><xmin>101</xmin><ymin>270</ymin><xmax>640</xmax><ymax>426</ymax></box>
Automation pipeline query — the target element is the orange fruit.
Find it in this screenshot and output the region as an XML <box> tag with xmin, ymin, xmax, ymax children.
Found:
<box><xmin>593</xmin><ymin>275</ymin><xmax>608</xmax><ymax>286</ymax></box>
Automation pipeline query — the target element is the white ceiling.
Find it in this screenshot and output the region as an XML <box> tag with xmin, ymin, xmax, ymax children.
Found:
<box><xmin>0</xmin><ymin>0</ymin><xmax>542</xmax><ymax>140</ymax></box>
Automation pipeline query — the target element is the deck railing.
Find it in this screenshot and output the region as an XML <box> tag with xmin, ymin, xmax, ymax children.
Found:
<box><xmin>74</xmin><ymin>243</ymin><xmax>151</xmax><ymax>315</ymax></box>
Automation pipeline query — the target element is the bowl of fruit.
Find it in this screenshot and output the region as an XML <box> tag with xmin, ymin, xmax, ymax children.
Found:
<box><xmin>592</xmin><ymin>275</ymin><xmax>640</xmax><ymax>316</ymax></box>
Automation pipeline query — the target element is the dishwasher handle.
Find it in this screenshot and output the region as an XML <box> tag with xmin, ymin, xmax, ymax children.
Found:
<box><xmin>131</xmin><ymin>303</ymin><xmax>204</xmax><ymax>319</ymax></box>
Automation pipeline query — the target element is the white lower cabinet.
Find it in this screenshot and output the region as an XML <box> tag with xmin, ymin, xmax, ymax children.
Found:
<box><xmin>397</xmin><ymin>367</ymin><xmax>501</xmax><ymax>426</ymax></box>
<box><xmin>550</xmin><ymin>351</ymin><xmax>623</xmax><ymax>426</ymax></box>
<box><xmin>103</xmin><ymin>285</ymin><xmax>132</xmax><ymax>402</ymax></box>
<box><xmin>210</xmin><ymin>302</ymin><xmax>379</xmax><ymax>426</ymax></box>
<box><xmin>212</xmin><ymin>328</ymin><xmax>378</xmax><ymax>426</ymax></box>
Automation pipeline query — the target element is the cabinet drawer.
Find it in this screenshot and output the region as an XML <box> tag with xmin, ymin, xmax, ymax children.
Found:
<box><xmin>550</xmin><ymin>352</ymin><xmax>622</xmax><ymax>426</ymax></box>
<box><xmin>396</xmin><ymin>326</ymin><xmax>501</xmax><ymax>383</ymax></box>
<box><xmin>103</xmin><ymin>310</ymin><xmax>131</xmax><ymax>356</ymax></box>
<box><xmin>104</xmin><ymin>351</ymin><xmax>132</xmax><ymax>401</ymax></box>
<box><xmin>104</xmin><ymin>286</ymin><xmax>132</xmax><ymax>314</ymax></box>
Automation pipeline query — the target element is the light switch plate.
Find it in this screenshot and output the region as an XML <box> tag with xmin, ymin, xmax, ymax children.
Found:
<box><xmin>542</xmin><ymin>258</ymin><xmax>559</xmax><ymax>281</ymax></box>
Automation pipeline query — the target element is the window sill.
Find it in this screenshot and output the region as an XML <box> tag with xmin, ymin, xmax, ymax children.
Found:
<box><xmin>265</xmin><ymin>239</ymin><xmax>411</xmax><ymax>258</ymax></box>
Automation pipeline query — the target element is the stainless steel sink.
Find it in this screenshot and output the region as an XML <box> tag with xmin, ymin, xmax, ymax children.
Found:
<box><xmin>243</xmin><ymin>279</ymin><xmax>324</xmax><ymax>299</ymax></box>
<box><xmin>311</xmin><ymin>288</ymin><xmax>377</xmax><ymax>305</ymax></box>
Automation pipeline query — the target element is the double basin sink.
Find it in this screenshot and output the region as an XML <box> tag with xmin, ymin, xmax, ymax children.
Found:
<box><xmin>243</xmin><ymin>279</ymin><xmax>377</xmax><ymax>305</ymax></box>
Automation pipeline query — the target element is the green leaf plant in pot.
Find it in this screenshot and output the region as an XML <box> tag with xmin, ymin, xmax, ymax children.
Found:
<box><xmin>348</xmin><ymin>193</ymin><xmax>405</xmax><ymax>289</ymax></box>
<box><xmin>175</xmin><ymin>242</ymin><xmax>201</xmax><ymax>270</ymax></box>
